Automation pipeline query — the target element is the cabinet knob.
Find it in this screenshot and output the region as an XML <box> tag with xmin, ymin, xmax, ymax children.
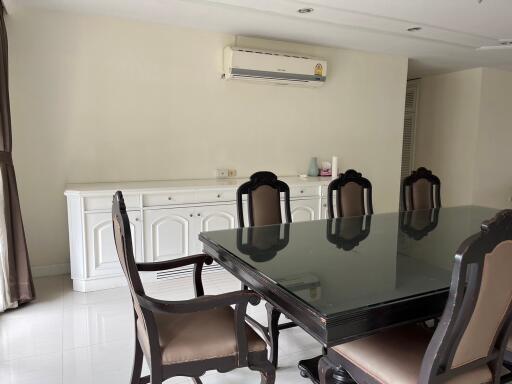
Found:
<box><xmin>135</xmin><ymin>217</ymin><xmax>140</xmax><ymax>221</ymax></box>
<box><xmin>300</xmin><ymin>190</ymin><xmax>304</xmax><ymax>194</ymax></box>
<box><xmin>189</xmin><ymin>213</ymin><xmax>194</xmax><ymax>217</ymax></box>
<box><xmin>167</xmin><ymin>196</ymin><xmax>172</xmax><ymax>201</ymax></box>
<box><xmin>217</xmin><ymin>194</ymin><xmax>221</xmax><ymax>198</ymax></box>
<box><xmin>323</xmin><ymin>204</ymin><xmax>326</xmax><ymax>207</ymax></box>
<box><xmin>197</xmin><ymin>213</ymin><xmax>201</xmax><ymax>217</ymax></box>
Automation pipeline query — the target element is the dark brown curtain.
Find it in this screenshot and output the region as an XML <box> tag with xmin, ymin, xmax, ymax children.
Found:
<box><xmin>0</xmin><ymin>3</ymin><xmax>34</xmax><ymax>306</ymax></box>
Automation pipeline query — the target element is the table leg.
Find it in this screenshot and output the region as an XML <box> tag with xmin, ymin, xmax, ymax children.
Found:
<box><xmin>298</xmin><ymin>355</ymin><xmax>321</xmax><ymax>383</ymax></box>
<box><xmin>332</xmin><ymin>368</ymin><xmax>355</xmax><ymax>384</ymax></box>
<box><xmin>300</xmin><ymin>354</ymin><xmax>355</xmax><ymax>384</ymax></box>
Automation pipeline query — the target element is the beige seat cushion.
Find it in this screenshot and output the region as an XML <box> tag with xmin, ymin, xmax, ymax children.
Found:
<box><xmin>332</xmin><ymin>325</ymin><xmax>492</xmax><ymax>384</ymax></box>
<box><xmin>137</xmin><ymin>306</ymin><xmax>266</xmax><ymax>364</ymax></box>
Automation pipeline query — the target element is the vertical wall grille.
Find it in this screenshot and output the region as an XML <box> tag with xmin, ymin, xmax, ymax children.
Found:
<box><xmin>400</xmin><ymin>80</ymin><xmax>419</xmax><ymax>183</ymax></box>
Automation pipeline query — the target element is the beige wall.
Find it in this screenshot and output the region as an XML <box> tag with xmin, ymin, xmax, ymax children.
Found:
<box><xmin>6</xmin><ymin>9</ymin><xmax>408</xmax><ymax>269</ymax></box>
<box><xmin>415</xmin><ymin>67</ymin><xmax>512</xmax><ymax>209</ymax></box>
<box><xmin>415</xmin><ymin>68</ymin><xmax>482</xmax><ymax>206</ymax></box>
<box><xmin>472</xmin><ymin>68</ymin><xmax>512</xmax><ymax>208</ymax></box>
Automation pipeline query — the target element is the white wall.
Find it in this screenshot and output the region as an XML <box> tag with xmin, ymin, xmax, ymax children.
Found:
<box><xmin>415</xmin><ymin>67</ymin><xmax>512</xmax><ymax>209</ymax></box>
<box><xmin>6</xmin><ymin>9</ymin><xmax>408</xmax><ymax>269</ymax></box>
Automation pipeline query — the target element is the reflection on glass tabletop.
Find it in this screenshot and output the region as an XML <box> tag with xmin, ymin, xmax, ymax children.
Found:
<box><xmin>200</xmin><ymin>206</ymin><xmax>498</xmax><ymax>317</ymax></box>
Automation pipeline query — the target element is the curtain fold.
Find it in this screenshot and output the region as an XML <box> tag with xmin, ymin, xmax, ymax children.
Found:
<box><xmin>0</xmin><ymin>2</ymin><xmax>34</xmax><ymax>312</ymax></box>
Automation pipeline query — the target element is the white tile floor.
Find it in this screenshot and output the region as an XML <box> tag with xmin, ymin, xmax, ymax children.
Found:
<box><xmin>0</xmin><ymin>272</ymin><xmax>323</xmax><ymax>384</ymax></box>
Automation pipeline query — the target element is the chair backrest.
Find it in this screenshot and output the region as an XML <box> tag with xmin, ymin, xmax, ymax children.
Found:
<box><xmin>327</xmin><ymin>169</ymin><xmax>373</xmax><ymax>218</ymax></box>
<box><xmin>402</xmin><ymin>167</ymin><xmax>441</xmax><ymax>211</ymax></box>
<box><xmin>112</xmin><ymin>191</ymin><xmax>157</xmax><ymax>356</ymax></box>
<box><xmin>419</xmin><ymin>209</ymin><xmax>512</xmax><ymax>383</ymax></box>
<box><xmin>326</xmin><ymin>215</ymin><xmax>372</xmax><ymax>251</ymax></box>
<box><xmin>236</xmin><ymin>171</ymin><xmax>292</xmax><ymax>227</ymax></box>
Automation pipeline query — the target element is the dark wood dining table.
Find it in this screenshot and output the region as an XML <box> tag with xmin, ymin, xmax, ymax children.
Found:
<box><xmin>199</xmin><ymin>206</ymin><xmax>498</xmax><ymax>383</ymax></box>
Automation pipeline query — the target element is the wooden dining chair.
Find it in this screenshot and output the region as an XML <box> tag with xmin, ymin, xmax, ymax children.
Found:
<box><xmin>236</xmin><ymin>171</ymin><xmax>293</xmax><ymax>368</ymax></box>
<box><xmin>502</xmin><ymin>346</ymin><xmax>512</xmax><ymax>384</ymax></box>
<box><xmin>112</xmin><ymin>191</ymin><xmax>275</xmax><ymax>384</ymax></box>
<box><xmin>327</xmin><ymin>169</ymin><xmax>373</xmax><ymax>218</ymax></box>
<box><xmin>504</xmin><ymin>347</ymin><xmax>512</xmax><ymax>383</ymax></box>
<box><xmin>319</xmin><ymin>209</ymin><xmax>512</xmax><ymax>384</ymax></box>
<box><xmin>403</xmin><ymin>167</ymin><xmax>441</xmax><ymax>211</ymax></box>
<box><xmin>236</xmin><ymin>171</ymin><xmax>292</xmax><ymax>227</ymax></box>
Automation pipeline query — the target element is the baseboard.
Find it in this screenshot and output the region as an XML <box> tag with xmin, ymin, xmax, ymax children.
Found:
<box><xmin>31</xmin><ymin>263</ymin><xmax>70</xmax><ymax>277</ymax></box>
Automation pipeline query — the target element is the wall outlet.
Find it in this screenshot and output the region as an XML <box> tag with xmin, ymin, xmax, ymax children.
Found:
<box><xmin>228</xmin><ymin>169</ymin><xmax>237</xmax><ymax>177</ymax></box>
<box><xmin>215</xmin><ymin>169</ymin><xmax>229</xmax><ymax>178</ymax></box>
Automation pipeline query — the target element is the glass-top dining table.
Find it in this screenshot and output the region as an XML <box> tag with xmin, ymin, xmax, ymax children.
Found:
<box><xmin>199</xmin><ymin>205</ymin><xmax>498</xmax><ymax>382</ymax></box>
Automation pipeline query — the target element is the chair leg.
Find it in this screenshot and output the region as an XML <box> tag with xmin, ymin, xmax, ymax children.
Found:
<box><xmin>266</xmin><ymin>302</ymin><xmax>281</xmax><ymax>368</ymax></box>
<box><xmin>149</xmin><ymin>362</ymin><xmax>163</xmax><ymax>384</ymax></box>
<box><xmin>191</xmin><ymin>378</ymin><xmax>203</xmax><ymax>384</ymax></box>
<box><xmin>131</xmin><ymin>340</ymin><xmax>144</xmax><ymax>384</ymax></box>
<box><xmin>249</xmin><ymin>360</ymin><xmax>276</xmax><ymax>384</ymax></box>
<box><xmin>318</xmin><ymin>356</ymin><xmax>337</xmax><ymax>384</ymax></box>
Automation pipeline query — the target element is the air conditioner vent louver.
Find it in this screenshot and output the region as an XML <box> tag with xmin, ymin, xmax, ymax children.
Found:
<box><xmin>224</xmin><ymin>46</ymin><xmax>327</xmax><ymax>87</ymax></box>
<box><xmin>233</xmin><ymin>48</ymin><xmax>309</xmax><ymax>60</ymax></box>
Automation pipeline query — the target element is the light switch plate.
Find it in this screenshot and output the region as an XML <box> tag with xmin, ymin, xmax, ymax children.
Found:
<box><xmin>215</xmin><ymin>169</ymin><xmax>229</xmax><ymax>178</ymax></box>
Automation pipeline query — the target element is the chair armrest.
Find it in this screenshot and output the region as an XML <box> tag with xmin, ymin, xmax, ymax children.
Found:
<box><xmin>137</xmin><ymin>254</ymin><xmax>213</xmax><ymax>297</ymax></box>
<box><xmin>136</xmin><ymin>254</ymin><xmax>213</xmax><ymax>272</ymax></box>
<box><xmin>136</xmin><ymin>290</ymin><xmax>261</xmax><ymax>314</ymax></box>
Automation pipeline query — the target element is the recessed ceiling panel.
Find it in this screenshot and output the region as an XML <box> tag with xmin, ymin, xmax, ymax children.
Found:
<box><xmin>5</xmin><ymin>0</ymin><xmax>512</xmax><ymax>77</ymax></box>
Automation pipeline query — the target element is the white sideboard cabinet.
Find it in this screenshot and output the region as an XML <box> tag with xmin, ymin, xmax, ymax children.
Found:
<box><xmin>65</xmin><ymin>177</ymin><xmax>331</xmax><ymax>292</ymax></box>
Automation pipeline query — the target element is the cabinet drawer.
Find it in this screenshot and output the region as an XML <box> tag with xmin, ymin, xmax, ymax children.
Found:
<box><xmin>290</xmin><ymin>185</ymin><xmax>320</xmax><ymax>198</ymax></box>
<box><xmin>143</xmin><ymin>190</ymin><xmax>237</xmax><ymax>207</ymax></box>
<box><xmin>144</xmin><ymin>191</ymin><xmax>197</xmax><ymax>207</ymax></box>
<box><xmin>195</xmin><ymin>190</ymin><xmax>236</xmax><ymax>203</ymax></box>
<box><xmin>84</xmin><ymin>194</ymin><xmax>139</xmax><ymax>211</ymax></box>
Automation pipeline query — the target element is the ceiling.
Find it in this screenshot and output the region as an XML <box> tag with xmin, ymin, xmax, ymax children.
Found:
<box><xmin>5</xmin><ymin>0</ymin><xmax>512</xmax><ymax>77</ymax></box>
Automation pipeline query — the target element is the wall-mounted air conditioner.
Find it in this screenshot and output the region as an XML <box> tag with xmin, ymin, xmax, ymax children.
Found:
<box><xmin>223</xmin><ymin>47</ymin><xmax>327</xmax><ymax>87</ymax></box>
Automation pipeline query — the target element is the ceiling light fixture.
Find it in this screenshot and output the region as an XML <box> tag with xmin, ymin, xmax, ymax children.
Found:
<box><xmin>297</xmin><ymin>8</ymin><xmax>314</xmax><ymax>14</ymax></box>
<box><xmin>407</xmin><ymin>26</ymin><xmax>422</xmax><ymax>32</ymax></box>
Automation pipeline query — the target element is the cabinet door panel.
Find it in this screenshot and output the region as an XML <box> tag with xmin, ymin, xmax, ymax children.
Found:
<box><xmin>85</xmin><ymin>211</ymin><xmax>141</xmax><ymax>278</ymax></box>
<box><xmin>199</xmin><ymin>209</ymin><xmax>236</xmax><ymax>232</ymax></box>
<box><xmin>321</xmin><ymin>198</ymin><xmax>329</xmax><ymax>219</ymax></box>
<box><xmin>194</xmin><ymin>204</ymin><xmax>237</xmax><ymax>253</ymax></box>
<box><xmin>290</xmin><ymin>199</ymin><xmax>319</xmax><ymax>222</ymax></box>
<box><xmin>144</xmin><ymin>208</ymin><xmax>194</xmax><ymax>262</ymax></box>
<box><xmin>321</xmin><ymin>197</ymin><xmax>337</xmax><ymax>219</ymax></box>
